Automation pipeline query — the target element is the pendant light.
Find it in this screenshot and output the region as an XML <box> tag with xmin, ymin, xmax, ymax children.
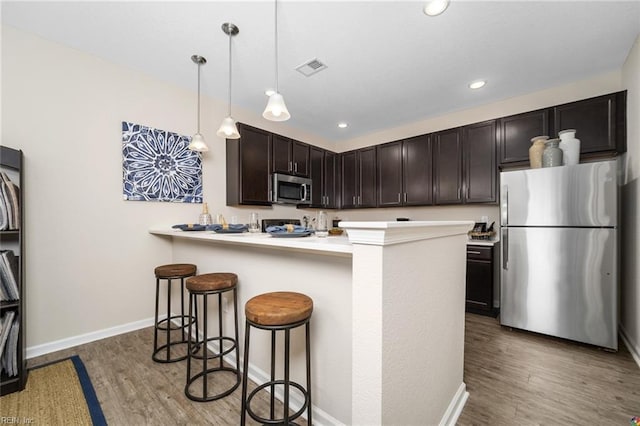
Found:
<box><xmin>263</xmin><ymin>0</ymin><xmax>290</xmax><ymax>121</ymax></box>
<box><xmin>188</xmin><ymin>55</ymin><xmax>209</xmax><ymax>152</ymax></box>
<box><xmin>216</xmin><ymin>23</ymin><xmax>241</xmax><ymax>139</ymax></box>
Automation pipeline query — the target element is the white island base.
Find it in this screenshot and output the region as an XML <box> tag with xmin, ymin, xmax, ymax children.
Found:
<box><xmin>149</xmin><ymin>220</ymin><xmax>472</xmax><ymax>425</ymax></box>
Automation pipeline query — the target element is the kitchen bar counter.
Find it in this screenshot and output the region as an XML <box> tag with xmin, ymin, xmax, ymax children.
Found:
<box><xmin>150</xmin><ymin>220</ymin><xmax>473</xmax><ymax>425</ymax></box>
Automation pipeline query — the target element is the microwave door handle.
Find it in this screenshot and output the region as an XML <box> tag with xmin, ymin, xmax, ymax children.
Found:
<box><xmin>302</xmin><ymin>183</ymin><xmax>308</xmax><ymax>202</ymax></box>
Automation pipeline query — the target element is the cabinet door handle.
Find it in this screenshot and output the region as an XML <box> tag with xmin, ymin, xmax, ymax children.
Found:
<box><xmin>289</xmin><ymin>161</ymin><xmax>293</xmax><ymax>172</ymax></box>
<box><xmin>294</xmin><ymin>162</ymin><xmax>298</xmax><ymax>173</ymax></box>
<box><xmin>357</xmin><ymin>195</ymin><xmax>361</xmax><ymax>205</ymax></box>
<box><xmin>404</xmin><ymin>193</ymin><xmax>408</xmax><ymax>203</ymax></box>
<box><xmin>467</xmin><ymin>251</ymin><xmax>482</xmax><ymax>255</ymax></box>
<box><xmin>457</xmin><ymin>188</ymin><xmax>461</xmax><ymax>199</ymax></box>
<box><xmin>398</xmin><ymin>193</ymin><xmax>401</xmax><ymax>203</ymax></box>
<box><xmin>353</xmin><ymin>195</ymin><xmax>356</xmax><ymax>205</ymax></box>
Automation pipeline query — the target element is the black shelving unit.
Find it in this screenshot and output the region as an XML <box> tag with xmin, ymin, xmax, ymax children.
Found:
<box><xmin>0</xmin><ymin>145</ymin><xmax>27</xmax><ymax>395</ymax></box>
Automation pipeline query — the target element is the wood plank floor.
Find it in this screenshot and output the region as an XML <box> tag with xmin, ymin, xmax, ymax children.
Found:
<box><xmin>459</xmin><ymin>313</ymin><xmax>640</xmax><ymax>425</ymax></box>
<box><xmin>26</xmin><ymin>314</ymin><xmax>640</xmax><ymax>425</ymax></box>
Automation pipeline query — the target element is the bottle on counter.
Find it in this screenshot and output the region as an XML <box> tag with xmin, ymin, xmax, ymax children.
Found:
<box><xmin>199</xmin><ymin>203</ymin><xmax>212</xmax><ymax>226</ymax></box>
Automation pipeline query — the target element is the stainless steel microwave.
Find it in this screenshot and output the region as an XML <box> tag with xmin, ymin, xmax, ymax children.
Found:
<box><xmin>272</xmin><ymin>173</ymin><xmax>312</xmax><ymax>205</ymax></box>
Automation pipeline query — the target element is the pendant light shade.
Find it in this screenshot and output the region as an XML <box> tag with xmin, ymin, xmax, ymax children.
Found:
<box><xmin>217</xmin><ymin>116</ymin><xmax>241</xmax><ymax>139</ymax></box>
<box><xmin>189</xmin><ymin>55</ymin><xmax>209</xmax><ymax>152</ymax></box>
<box><xmin>263</xmin><ymin>0</ymin><xmax>290</xmax><ymax>122</ymax></box>
<box><xmin>217</xmin><ymin>23</ymin><xmax>241</xmax><ymax>140</ymax></box>
<box><xmin>263</xmin><ymin>92</ymin><xmax>290</xmax><ymax>121</ymax></box>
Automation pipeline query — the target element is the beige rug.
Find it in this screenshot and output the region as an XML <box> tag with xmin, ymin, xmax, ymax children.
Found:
<box><xmin>0</xmin><ymin>356</ymin><xmax>106</xmax><ymax>425</ymax></box>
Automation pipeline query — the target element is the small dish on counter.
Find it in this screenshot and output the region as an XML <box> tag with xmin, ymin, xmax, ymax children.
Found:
<box><xmin>328</xmin><ymin>228</ymin><xmax>344</xmax><ymax>236</ymax></box>
<box><xmin>266</xmin><ymin>225</ymin><xmax>314</xmax><ymax>238</ymax></box>
<box><xmin>172</xmin><ymin>224</ymin><xmax>207</xmax><ymax>231</ymax></box>
<box><xmin>209</xmin><ymin>224</ymin><xmax>248</xmax><ymax>233</ymax></box>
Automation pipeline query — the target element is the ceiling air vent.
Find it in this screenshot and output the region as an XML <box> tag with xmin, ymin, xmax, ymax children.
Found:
<box><xmin>295</xmin><ymin>58</ymin><xmax>327</xmax><ymax>77</ymax></box>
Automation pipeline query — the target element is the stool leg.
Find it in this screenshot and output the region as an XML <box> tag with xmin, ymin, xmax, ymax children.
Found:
<box><xmin>270</xmin><ymin>330</ymin><xmax>276</xmax><ymax>420</ymax></box>
<box><xmin>165</xmin><ymin>278</ymin><xmax>172</xmax><ymax>361</ymax></box>
<box><xmin>233</xmin><ymin>287</ymin><xmax>241</xmax><ymax>385</ymax></box>
<box><xmin>180</xmin><ymin>278</ymin><xmax>186</xmax><ymax>340</ymax></box>
<box><xmin>186</xmin><ymin>292</ymin><xmax>194</xmax><ymax>389</ymax></box>
<box><xmin>284</xmin><ymin>328</ymin><xmax>290</xmax><ymax>426</ymax></box>
<box><xmin>306</xmin><ymin>321</ymin><xmax>312</xmax><ymax>426</ymax></box>
<box><xmin>202</xmin><ymin>293</ymin><xmax>208</xmax><ymax>399</ymax></box>
<box><xmin>240</xmin><ymin>321</ymin><xmax>251</xmax><ymax>426</ymax></box>
<box><xmin>218</xmin><ymin>292</ymin><xmax>223</xmax><ymax>370</ymax></box>
<box><xmin>153</xmin><ymin>278</ymin><xmax>160</xmax><ymax>360</ymax></box>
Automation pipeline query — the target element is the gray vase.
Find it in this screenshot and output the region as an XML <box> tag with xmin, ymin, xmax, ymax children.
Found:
<box><xmin>542</xmin><ymin>139</ymin><xmax>563</xmax><ymax>168</ymax></box>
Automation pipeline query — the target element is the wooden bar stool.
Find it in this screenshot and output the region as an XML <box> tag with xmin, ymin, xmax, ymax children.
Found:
<box><xmin>241</xmin><ymin>291</ymin><xmax>313</xmax><ymax>425</ymax></box>
<box><xmin>152</xmin><ymin>263</ymin><xmax>197</xmax><ymax>363</ymax></box>
<box><xmin>185</xmin><ymin>272</ymin><xmax>241</xmax><ymax>402</ymax></box>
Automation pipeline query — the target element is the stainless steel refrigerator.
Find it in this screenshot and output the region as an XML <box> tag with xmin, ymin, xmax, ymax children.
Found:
<box><xmin>500</xmin><ymin>160</ymin><xmax>618</xmax><ymax>350</ymax></box>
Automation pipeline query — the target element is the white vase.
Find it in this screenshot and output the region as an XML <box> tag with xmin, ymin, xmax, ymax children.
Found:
<box><xmin>558</xmin><ymin>129</ymin><xmax>580</xmax><ymax>166</ymax></box>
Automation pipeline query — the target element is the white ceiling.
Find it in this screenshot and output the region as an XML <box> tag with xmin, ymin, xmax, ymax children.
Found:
<box><xmin>2</xmin><ymin>1</ymin><xmax>639</xmax><ymax>142</ymax></box>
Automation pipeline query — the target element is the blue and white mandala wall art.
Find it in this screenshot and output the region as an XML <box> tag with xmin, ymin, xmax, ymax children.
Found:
<box><xmin>122</xmin><ymin>121</ymin><xmax>203</xmax><ymax>202</ymax></box>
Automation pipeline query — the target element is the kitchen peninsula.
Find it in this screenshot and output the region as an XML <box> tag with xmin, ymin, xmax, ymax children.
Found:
<box><xmin>149</xmin><ymin>220</ymin><xmax>473</xmax><ymax>425</ymax></box>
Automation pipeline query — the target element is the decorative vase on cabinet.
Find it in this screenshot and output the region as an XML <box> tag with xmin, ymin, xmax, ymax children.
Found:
<box><xmin>542</xmin><ymin>139</ymin><xmax>563</xmax><ymax>167</ymax></box>
<box><xmin>529</xmin><ymin>135</ymin><xmax>549</xmax><ymax>169</ymax></box>
<box><xmin>558</xmin><ymin>129</ymin><xmax>580</xmax><ymax>166</ymax></box>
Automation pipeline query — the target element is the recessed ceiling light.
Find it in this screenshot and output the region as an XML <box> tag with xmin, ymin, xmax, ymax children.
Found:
<box><xmin>469</xmin><ymin>80</ymin><xmax>486</xmax><ymax>89</ymax></box>
<box><xmin>423</xmin><ymin>0</ymin><xmax>450</xmax><ymax>16</ymax></box>
<box><xmin>338</xmin><ymin>122</ymin><xmax>348</xmax><ymax>129</ymax></box>
<box><xmin>265</xmin><ymin>89</ymin><xmax>276</xmax><ymax>96</ymax></box>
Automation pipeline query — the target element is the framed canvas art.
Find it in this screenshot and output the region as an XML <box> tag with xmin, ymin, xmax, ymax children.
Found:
<box><xmin>122</xmin><ymin>121</ymin><xmax>202</xmax><ymax>202</ymax></box>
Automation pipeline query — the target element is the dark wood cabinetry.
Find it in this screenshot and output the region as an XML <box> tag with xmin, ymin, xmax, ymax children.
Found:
<box><xmin>0</xmin><ymin>146</ymin><xmax>27</xmax><ymax>396</ymax></box>
<box><xmin>377</xmin><ymin>135</ymin><xmax>433</xmax><ymax>207</ymax></box>
<box><xmin>499</xmin><ymin>91</ymin><xmax>626</xmax><ymax>168</ymax></box>
<box><xmin>434</xmin><ymin>128</ymin><xmax>463</xmax><ymax>204</ymax></box>
<box><xmin>309</xmin><ymin>147</ymin><xmax>339</xmax><ymax>209</ymax></box>
<box><xmin>553</xmin><ymin>92</ymin><xmax>626</xmax><ymax>155</ymax></box>
<box><xmin>341</xmin><ymin>147</ymin><xmax>376</xmax><ymax>208</ymax></box>
<box><xmin>498</xmin><ymin>109</ymin><xmax>550</xmax><ymax>164</ymax></box>
<box><xmin>463</xmin><ymin>120</ymin><xmax>497</xmax><ymax>203</ymax></box>
<box><xmin>226</xmin><ymin>123</ymin><xmax>272</xmax><ymax>206</ymax></box>
<box><xmin>272</xmin><ymin>134</ymin><xmax>309</xmax><ymax>177</ymax></box>
<box><xmin>466</xmin><ymin>244</ymin><xmax>495</xmax><ymax>315</ymax></box>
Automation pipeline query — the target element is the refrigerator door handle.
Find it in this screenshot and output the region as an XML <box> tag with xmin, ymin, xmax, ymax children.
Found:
<box><xmin>502</xmin><ymin>227</ymin><xmax>508</xmax><ymax>270</ymax></box>
<box><xmin>501</xmin><ymin>185</ymin><xmax>508</xmax><ymax>226</ymax></box>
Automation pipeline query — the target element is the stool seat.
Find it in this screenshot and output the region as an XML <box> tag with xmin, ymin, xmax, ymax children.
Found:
<box><xmin>186</xmin><ymin>272</ymin><xmax>237</xmax><ymax>292</ymax></box>
<box><xmin>245</xmin><ymin>291</ymin><xmax>313</xmax><ymax>326</ymax></box>
<box><xmin>155</xmin><ymin>263</ymin><xmax>197</xmax><ymax>279</ymax></box>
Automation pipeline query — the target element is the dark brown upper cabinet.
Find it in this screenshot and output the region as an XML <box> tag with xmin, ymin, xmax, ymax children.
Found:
<box><xmin>498</xmin><ymin>109</ymin><xmax>550</xmax><ymax>165</ymax></box>
<box><xmin>341</xmin><ymin>147</ymin><xmax>376</xmax><ymax>209</ymax></box>
<box><xmin>377</xmin><ymin>135</ymin><xmax>433</xmax><ymax>207</ymax></box>
<box><xmin>272</xmin><ymin>134</ymin><xmax>310</xmax><ymax>177</ymax></box>
<box><xmin>434</xmin><ymin>122</ymin><xmax>497</xmax><ymax>205</ymax></box>
<box><xmin>433</xmin><ymin>128</ymin><xmax>463</xmax><ymax>205</ymax></box>
<box><xmin>553</xmin><ymin>92</ymin><xmax>626</xmax><ymax>156</ymax></box>
<box><xmin>499</xmin><ymin>91</ymin><xmax>626</xmax><ymax>168</ymax></box>
<box><xmin>309</xmin><ymin>147</ymin><xmax>339</xmax><ymax>209</ymax></box>
<box><xmin>226</xmin><ymin>123</ymin><xmax>272</xmax><ymax>206</ymax></box>
<box><xmin>463</xmin><ymin>120</ymin><xmax>497</xmax><ymax>203</ymax></box>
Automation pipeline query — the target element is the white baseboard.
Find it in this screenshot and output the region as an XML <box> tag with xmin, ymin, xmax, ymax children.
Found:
<box><xmin>29</xmin><ymin>315</ymin><xmax>342</xmax><ymax>425</ymax></box>
<box><xmin>620</xmin><ymin>325</ymin><xmax>640</xmax><ymax>369</ymax></box>
<box><xmin>26</xmin><ymin>317</ymin><xmax>155</xmax><ymax>359</ymax></box>
<box><xmin>439</xmin><ymin>382</ymin><xmax>469</xmax><ymax>426</ymax></box>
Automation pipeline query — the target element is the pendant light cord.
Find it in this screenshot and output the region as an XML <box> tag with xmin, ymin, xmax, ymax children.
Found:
<box><xmin>228</xmin><ymin>30</ymin><xmax>232</xmax><ymax>116</ymax></box>
<box><xmin>197</xmin><ymin>62</ymin><xmax>201</xmax><ymax>133</ymax></box>
<box><xmin>274</xmin><ymin>0</ymin><xmax>279</xmax><ymax>93</ymax></box>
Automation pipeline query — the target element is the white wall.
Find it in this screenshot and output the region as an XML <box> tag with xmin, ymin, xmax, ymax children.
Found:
<box><xmin>621</xmin><ymin>35</ymin><xmax>640</xmax><ymax>360</ymax></box>
<box><xmin>0</xmin><ymin>25</ymin><xmax>329</xmax><ymax>349</ymax></box>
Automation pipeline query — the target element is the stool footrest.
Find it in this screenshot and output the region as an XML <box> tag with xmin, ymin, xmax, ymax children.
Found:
<box><xmin>245</xmin><ymin>380</ymin><xmax>309</xmax><ymax>424</ymax></box>
<box><xmin>184</xmin><ymin>366</ymin><xmax>241</xmax><ymax>402</ymax></box>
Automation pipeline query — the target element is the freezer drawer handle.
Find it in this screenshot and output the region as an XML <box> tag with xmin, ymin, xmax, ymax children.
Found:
<box><xmin>502</xmin><ymin>228</ymin><xmax>508</xmax><ymax>269</ymax></box>
<box><xmin>467</xmin><ymin>251</ymin><xmax>482</xmax><ymax>255</ymax></box>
